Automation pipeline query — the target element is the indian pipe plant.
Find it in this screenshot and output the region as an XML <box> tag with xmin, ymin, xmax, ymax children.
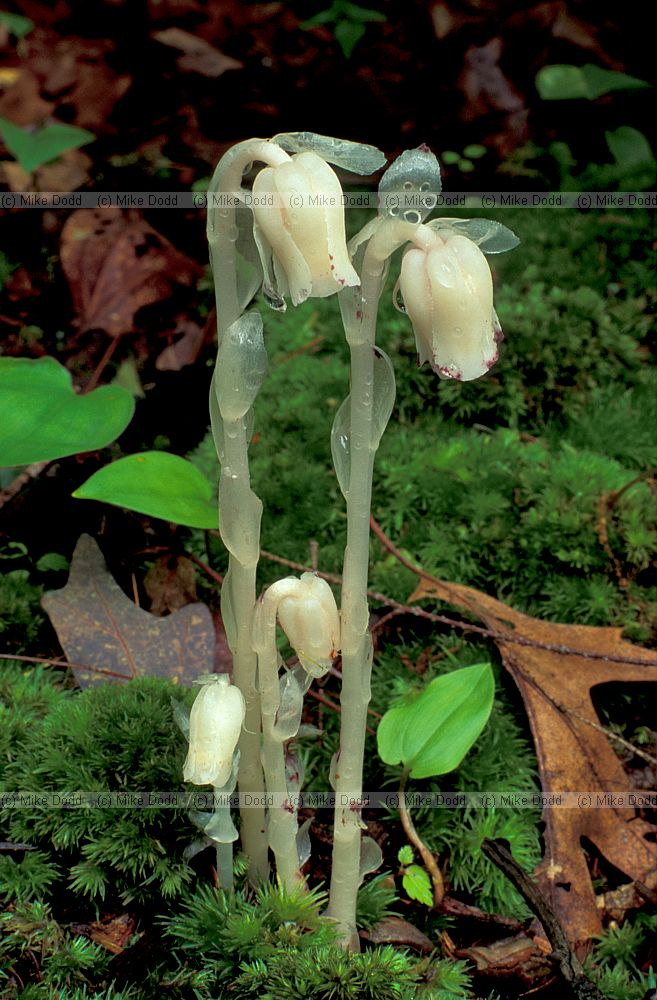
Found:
<box><xmin>178</xmin><ymin>132</ymin><xmax>518</xmax><ymax>948</ymax></box>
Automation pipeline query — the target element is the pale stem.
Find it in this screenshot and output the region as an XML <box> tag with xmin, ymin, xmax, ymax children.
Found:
<box><xmin>253</xmin><ymin>583</ymin><xmax>305</xmax><ymax>889</ymax></box>
<box><xmin>215</xmin><ymin>839</ymin><xmax>234</xmax><ymax>891</ymax></box>
<box><xmin>207</xmin><ymin>139</ymin><xmax>290</xmax><ymax>882</ymax></box>
<box><xmin>327</xmin><ymin>218</ymin><xmax>417</xmax><ymax>948</ymax></box>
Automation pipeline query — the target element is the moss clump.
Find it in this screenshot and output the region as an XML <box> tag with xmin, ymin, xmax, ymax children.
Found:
<box><xmin>1</xmin><ymin>676</ymin><xmax>198</xmax><ymax>906</ymax></box>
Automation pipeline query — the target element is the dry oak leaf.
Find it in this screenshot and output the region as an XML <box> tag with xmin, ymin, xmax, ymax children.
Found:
<box><xmin>409</xmin><ymin>575</ymin><xmax>657</xmax><ymax>948</ymax></box>
<box><xmin>42</xmin><ymin>534</ymin><xmax>215</xmax><ymax>687</ymax></box>
<box><xmin>60</xmin><ymin>207</ymin><xmax>202</xmax><ymax>336</ymax></box>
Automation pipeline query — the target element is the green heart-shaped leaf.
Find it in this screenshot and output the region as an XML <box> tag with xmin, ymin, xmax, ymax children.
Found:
<box><xmin>73</xmin><ymin>452</ymin><xmax>218</xmax><ymax>529</ymax></box>
<box><xmin>0</xmin><ymin>356</ymin><xmax>134</xmax><ymax>467</ymax></box>
<box><xmin>0</xmin><ymin>118</ymin><xmax>95</xmax><ymax>173</ymax></box>
<box><xmin>377</xmin><ymin>662</ymin><xmax>494</xmax><ymax>779</ymax></box>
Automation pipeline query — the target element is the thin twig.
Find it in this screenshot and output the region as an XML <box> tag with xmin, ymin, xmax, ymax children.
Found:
<box><xmin>187</xmin><ymin>552</ymin><xmax>224</xmax><ymax>585</ymax></box>
<box><xmin>0</xmin><ymin>652</ymin><xmax>131</xmax><ymax>681</ymax></box>
<box><xmin>84</xmin><ymin>337</ymin><xmax>121</xmax><ymax>393</ymax></box>
<box><xmin>367</xmin><ymin>515</ymin><xmax>657</xmax><ymax>669</ymax></box>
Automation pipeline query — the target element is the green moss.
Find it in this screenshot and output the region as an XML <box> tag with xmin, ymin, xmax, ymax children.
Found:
<box><xmin>1</xmin><ymin>677</ymin><xmax>198</xmax><ymax>905</ymax></box>
<box><xmin>0</xmin><ymin>569</ymin><xmax>47</xmax><ymax>652</ymax></box>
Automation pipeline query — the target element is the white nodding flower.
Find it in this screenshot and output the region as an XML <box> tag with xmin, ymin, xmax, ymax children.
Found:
<box><xmin>183</xmin><ymin>675</ymin><xmax>245</xmax><ymax>788</ymax></box>
<box><xmin>251</xmin><ymin>151</ymin><xmax>359</xmax><ymax>307</ymax></box>
<box><xmin>276</xmin><ymin>573</ymin><xmax>341</xmax><ymax>678</ymax></box>
<box><xmin>398</xmin><ymin>229</ymin><xmax>503</xmax><ymax>382</ymax></box>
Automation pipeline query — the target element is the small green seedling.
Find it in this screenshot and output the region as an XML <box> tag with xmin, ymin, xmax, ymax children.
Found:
<box><xmin>0</xmin><ymin>357</ymin><xmax>134</xmax><ymax>468</ymax></box>
<box><xmin>441</xmin><ymin>144</ymin><xmax>487</xmax><ymax>174</ymax></box>
<box><xmin>301</xmin><ymin>1</ymin><xmax>386</xmax><ymax>58</ymax></box>
<box><xmin>378</xmin><ymin>662</ymin><xmax>494</xmax><ymax>908</ymax></box>
<box><xmin>397</xmin><ymin>846</ymin><xmax>433</xmax><ymax>907</ymax></box>
<box><xmin>0</xmin><ymin>117</ymin><xmax>95</xmax><ymax>174</ymax></box>
<box><xmin>73</xmin><ymin>452</ymin><xmax>218</xmax><ymax>529</ymax></box>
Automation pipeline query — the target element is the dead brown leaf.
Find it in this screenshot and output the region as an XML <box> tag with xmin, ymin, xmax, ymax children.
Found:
<box><xmin>456</xmin><ymin>932</ymin><xmax>552</xmax><ymax>983</ymax></box>
<box><xmin>60</xmin><ymin>207</ymin><xmax>201</xmax><ymax>337</ymax></box>
<box><xmin>366</xmin><ymin>916</ymin><xmax>434</xmax><ymax>953</ymax></box>
<box><xmin>23</xmin><ymin>30</ymin><xmax>132</xmax><ymax>132</ymax></box>
<box><xmin>409</xmin><ymin>575</ymin><xmax>657</xmax><ymax>946</ymax></box>
<box><xmin>153</xmin><ymin>27</ymin><xmax>243</xmax><ymax>78</ymax></box>
<box><xmin>155</xmin><ymin>317</ymin><xmax>206</xmax><ymax>371</ymax></box>
<box><xmin>90</xmin><ymin>913</ymin><xmax>137</xmax><ymax>955</ymax></box>
<box><xmin>42</xmin><ymin>534</ymin><xmax>215</xmax><ymax>687</ymax></box>
<box><xmin>0</xmin><ymin>68</ymin><xmax>53</xmax><ymax>126</ymax></box>
<box><xmin>459</xmin><ymin>38</ymin><xmax>524</xmax><ymax>119</ymax></box>
<box><xmin>144</xmin><ymin>554</ymin><xmax>198</xmax><ymax>616</ymax></box>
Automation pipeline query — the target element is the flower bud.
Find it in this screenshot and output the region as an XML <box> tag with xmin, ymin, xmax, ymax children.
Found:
<box><xmin>252</xmin><ymin>151</ymin><xmax>359</xmax><ymax>307</ymax></box>
<box><xmin>398</xmin><ymin>230</ymin><xmax>502</xmax><ymax>382</ymax></box>
<box><xmin>183</xmin><ymin>675</ymin><xmax>245</xmax><ymax>788</ymax></box>
<box><xmin>276</xmin><ymin>573</ymin><xmax>341</xmax><ymax>678</ymax></box>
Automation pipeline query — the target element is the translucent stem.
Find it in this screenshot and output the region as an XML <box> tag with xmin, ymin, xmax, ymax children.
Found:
<box><xmin>259</xmin><ymin>644</ymin><xmax>304</xmax><ymax>889</ymax></box>
<box><xmin>207</xmin><ymin>139</ymin><xmax>289</xmax><ymax>883</ymax></box>
<box><xmin>327</xmin><ymin>219</ymin><xmax>415</xmax><ymax>948</ymax></box>
<box><xmin>252</xmin><ymin>583</ymin><xmax>306</xmax><ymax>889</ymax></box>
<box><xmin>215</xmin><ymin>839</ymin><xmax>234</xmax><ymax>891</ymax></box>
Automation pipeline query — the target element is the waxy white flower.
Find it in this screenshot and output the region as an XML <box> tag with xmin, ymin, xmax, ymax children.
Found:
<box><xmin>275</xmin><ymin>573</ymin><xmax>341</xmax><ymax>678</ymax></box>
<box><xmin>251</xmin><ymin>151</ymin><xmax>359</xmax><ymax>307</ymax></box>
<box><xmin>183</xmin><ymin>675</ymin><xmax>245</xmax><ymax>788</ymax></box>
<box><xmin>398</xmin><ymin>229</ymin><xmax>503</xmax><ymax>382</ymax></box>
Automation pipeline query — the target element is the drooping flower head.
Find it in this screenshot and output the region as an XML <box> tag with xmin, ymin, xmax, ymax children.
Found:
<box><xmin>251</xmin><ymin>151</ymin><xmax>359</xmax><ymax>307</ymax></box>
<box><xmin>394</xmin><ymin>218</ymin><xmax>519</xmax><ymax>382</ymax></box>
<box><xmin>253</xmin><ymin>572</ymin><xmax>341</xmax><ymax>679</ymax></box>
<box><xmin>183</xmin><ymin>675</ymin><xmax>245</xmax><ymax>788</ymax></box>
<box><xmin>276</xmin><ymin>572</ymin><xmax>341</xmax><ymax>677</ymax></box>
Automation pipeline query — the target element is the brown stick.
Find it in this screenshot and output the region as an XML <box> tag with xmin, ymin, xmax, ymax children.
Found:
<box><xmin>481</xmin><ymin>839</ymin><xmax>605</xmax><ymax>1000</ymax></box>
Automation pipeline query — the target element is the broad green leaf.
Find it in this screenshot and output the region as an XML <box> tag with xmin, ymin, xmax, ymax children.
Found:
<box><xmin>73</xmin><ymin>452</ymin><xmax>218</xmax><ymax>529</ymax></box>
<box><xmin>536</xmin><ymin>64</ymin><xmax>649</xmax><ymax>101</ymax></box>
<box><xmin>402</xmin><ymin>864</ymin><xmax>433</xmax><ymax>906</ymax></box>
<box><xmin>0</xmin><ymin>118</ymin><xmax>95</xmax><ymax>173</ymax></box>
<box><xmin>0</xmin><ymin>356</ymin><xmax>134</xmax><ymax>467</ymax></box>
<box><xmin>0</xmin><ymin>11</ymin><xmax>33</xmax><ymax>37</ymax></box>
<box><xmin>377</xmin><ymin>662</ymin><xmax>494</xmax><ymax>779</ymax></box>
